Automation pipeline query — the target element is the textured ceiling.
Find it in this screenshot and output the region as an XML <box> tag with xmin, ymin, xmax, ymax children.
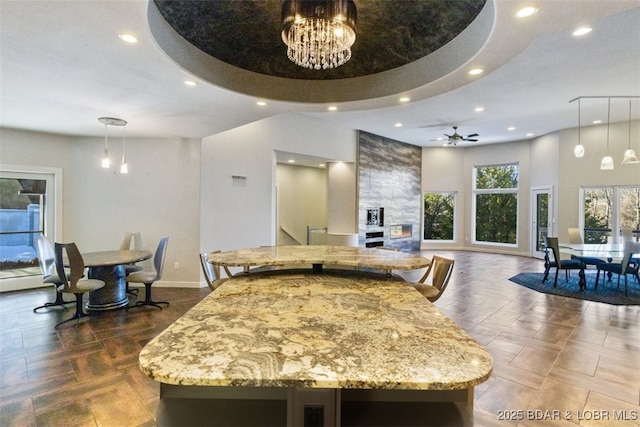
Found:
<box><xmin>1</xmin><ymin>0</ymin><xmax>638</xmax><ymax>147</ymax></box>
<box><xmin>154</xmin><ymin>0</ymin><xmax>486</xmax><ymax>80</ymax></box>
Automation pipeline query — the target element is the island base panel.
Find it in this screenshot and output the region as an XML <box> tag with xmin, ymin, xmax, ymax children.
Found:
<box><xmin>157</xmin><ymin>384</ymin><xmax>474</xmax><ymax>427</ymax></box>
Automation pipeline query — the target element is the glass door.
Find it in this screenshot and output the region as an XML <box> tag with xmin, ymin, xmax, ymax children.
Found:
<box><xmin>0</xmin><ymin>171</ymin><xmax>54</xmax><ymax>279</ymax></box>
<box><xmin>531</xmin><ymin>186</ymin><xmax>552</xmax><ymax>259</ymax></box>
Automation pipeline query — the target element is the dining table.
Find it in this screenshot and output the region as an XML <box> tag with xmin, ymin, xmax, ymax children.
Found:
<box><xmin>559</xmin><ymin>243</ymin><xmax>638</xmax><ymax>290</ymax></box>
<box><xmin>80</xmin><ymin>249</ymin><xmax>152</xmax><ymax>310</ymax></box>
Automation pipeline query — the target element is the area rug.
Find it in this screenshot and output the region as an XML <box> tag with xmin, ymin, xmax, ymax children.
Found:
<box><xmin>508</xmin><ymin>272</ymin><xmax>640</xmax><ymax>305</ymax></box>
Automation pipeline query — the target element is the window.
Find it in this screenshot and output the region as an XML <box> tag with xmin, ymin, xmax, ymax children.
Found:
<box><xmin>581</xmin><ymin>186</ymin><xmax>640</xmax><ymax>243</ymax></box>
<box><xmin>423</xmin><ymin>192</ymin><xmax>455</xmax><ymax>241</ymax></box>
<box><xmin>473</xmin><ymin>163</ymin><xmax>518</xmax><ymax>245</ymax></box>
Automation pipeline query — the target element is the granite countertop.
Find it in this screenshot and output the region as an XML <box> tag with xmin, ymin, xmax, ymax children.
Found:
<box><xmin>207</xmin><ymin>245</ymin><xmax>431</xmax><ymax>271</ymax></box>
<box><xmin>139</xmin><ymin>269</ymin><xmax>492</xmax><ymax>391</ymax></box>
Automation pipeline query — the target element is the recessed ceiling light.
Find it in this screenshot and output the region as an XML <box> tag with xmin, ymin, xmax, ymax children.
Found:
<box><xmin>256</xmin><ymin>101</ymin><xmax>267</xmax><ymax>106</ymax></box>
<box><xmin>288</xmin><ymin>159</ymin><xmax>295</xmax><ymax>163</ymax></box>
<box><xmin>573</xmin><ymin>27</ymin><xmax>592</xmax><ymax>36</ymax></box>
<box><xmin>319</xmin><ymin>163</ymin><xmax>326</xmax><ymax>167</ymax></box>
<box><xmin>399</xmin><ymin>97</ymin><xmax>410</xmax><ymax>103</ymax></box>
<box><xmin>526</xmin><ymin>133</ymin><xmax>534</xmax><ymax>137</ymax></box>
<box><xmin>516</xmin><ymin>6</ymin><xmax>539</xmax><ymax>18</ymax></box>
<box><xmin>475</xmin><ymin>107</ymin><xmax>484</xmax><ymax>112</ymax></box>
<box><xmin>468</xmin><ymin>68</ymin><xmax>484</xmax><ymax>76</ymax></box>
<box><xmin>184</xmin><ymin>80</ymin><xmax>196</xmax><ymax>87</ymax></box>
<box><xmin>593</xmin><ymin>120</ymin><xmax>602</xmax><ymax>124</ymax></box>
<box><xmin>327</xmin><ymin>106</ymin><xmax>338</xmax><ymax>111</ymax></box>
<box><xmin>508</xmin><ymin>127</ymin><xmax>516</xmax><ymax>131</ymax></box>
<box><xmin>395</xmin><ymin>123</ymin><xmax>403</xmax><ymax>127</ymax></box>
<box><xmin>118</xmin><ymin>33</ymin><xmax>138</xmax><ymax>43</ymax></box>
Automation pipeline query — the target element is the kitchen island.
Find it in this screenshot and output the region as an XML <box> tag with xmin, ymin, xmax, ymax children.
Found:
<box><xmin>139</xmin><ymin>268</ymin><xmax>492</xmax><ymax>426</ymax></box>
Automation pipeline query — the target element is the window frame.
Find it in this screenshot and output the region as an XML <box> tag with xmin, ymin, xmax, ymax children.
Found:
<box><xmin>579</xmin><ymin>185</ymin><xmax>640</xmax><ymax>244</ymax></box>
<box><xmin>471</xmin><ymin>163</ymin><xmax>519</xmax><ymax>247</ymax></box>
<box><xmin>422</xmin><ymin>191</ymin><xmax>457</xmax><ymax>243</ymax></box>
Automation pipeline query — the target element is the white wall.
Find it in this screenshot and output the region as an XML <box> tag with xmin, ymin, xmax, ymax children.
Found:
<box><xmin>1</xmin><ymin>127</ymin><xmax>201</xmax><ymax>287</ymax></box>
<box><xmin>327</xmin><ymin>161</ymin><xmax>357</xmax><ymax>234</ymax></box>
<box><xmin>422</xmin><ymin>147</ymin><xmax>466</xmax><ymax>249</ymax></box>
<box><xmin>199</xmin><ymin>113</ymin><xmax>356</xmax><ymax>252</ymax></box>
<box><xmin>423</xmin><ymin>140</ymin><xmax>532</xmax><ymax>255</ymax></box>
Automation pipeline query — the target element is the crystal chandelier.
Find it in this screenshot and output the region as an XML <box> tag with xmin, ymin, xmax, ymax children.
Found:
<box><xmin>281</xmin><ymin>0</ymin><xmax>357</xmax><ymax>70</ymax></box>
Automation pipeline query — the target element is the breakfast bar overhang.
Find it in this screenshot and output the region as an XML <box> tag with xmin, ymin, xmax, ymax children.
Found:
<box><xmin>139</xmin><ymin>265</ymin><xmax>492</xmax><ymax>427</ymax></box>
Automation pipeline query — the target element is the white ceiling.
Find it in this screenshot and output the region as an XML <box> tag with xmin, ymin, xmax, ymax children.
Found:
<box><xmin>1</xmin><ymin>0</ymin><xmax>639</xmax><ymax>150</ymax></box>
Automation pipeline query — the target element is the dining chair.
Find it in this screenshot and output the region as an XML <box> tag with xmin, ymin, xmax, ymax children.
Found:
<box><xmin>53</xmin><ymin>242</ymin><xmax>105</xmax><ymax>328</ymax></box>
<box><xmin>410</xmin><ymin>255</ymin><xmax>454</xmax><ymax>303</ymax></box>
<box><xmin>200</xmin><ymin>251</ymin><xmax>233</xmax><ymax>291</ymax></box>
<box><xmin>566</xmin><ymin>227</ymin><xmax>606</xmax><ymax>269</ymax></box>
<box><xmin>567</xmin><ymin>227</ymin><xmax>582</xmax><ymax>244</ymax></box>
<box><xmin>33</xmin><ymin>235</ymin><xmax>72</xmax><ymax>312</ymax></box>
<box><xmin>126</xmin><ymin>237</ymin><xmax>169</xmax><ymax>309</ymax></box>
<box><xmin>595</xmin><ymin>241</ymin><xmax>640</xmax><ymax>296</ymax></box>
<box><xmin>542</xmin><ymin>236</ymin><xmax>584</xmax><ymax>287</ymax></box>
<box><xmin>119</xmin><ymin>231</ymin><xmax>143</xmax><ymax>296</ymax></box>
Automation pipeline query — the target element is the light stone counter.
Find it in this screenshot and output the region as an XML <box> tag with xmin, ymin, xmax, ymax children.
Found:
<box><xmin>139</xmin><ymin>269</ymin><xmax>492</xmax><ymax>426</ymax></box>
<box><xmin>207</xmin><ymin>245</ymin><xmax>431</xmax><ymax>274</ymax></box>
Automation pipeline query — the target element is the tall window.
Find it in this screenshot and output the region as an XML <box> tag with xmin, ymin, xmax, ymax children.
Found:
<box><xmin>582</xmin><ymin>186</ymin><xmax>640</xmax><ymax>243</ymax></box>
<box><xmin>473</xmin><ymin>163</ymin><xmax>519</xmax><ymax>245</ymax></box>
<box><xmin>423</xmin><ymin>192</ymin><xmax>455</xmax><ymax>241</ymax></box>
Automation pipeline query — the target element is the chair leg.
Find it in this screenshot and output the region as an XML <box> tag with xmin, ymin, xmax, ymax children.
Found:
<box><xmin>542</xmin><ymin>265</ymin><xmax>550</xmax><ymax>283</ymax></box>
<box><xmin>553</xmin><ymin>269</ymin><xmax>559</xmax><ymax>287</ymax></box>
<box><xmin>624</xmin><ymin>275</ymin><xmax>628</xmax><ymax>296</ymax></box>
<box><xmin>126</xmin><ymin>281</ymin><xmax>138</xmax><ymax>296</ymax></box>
<box><xmin>34</xmin><ymin>287</ymin><xmax>72</xmax><ymax>312</ymax></box>
<box><xmin>55</xmin><ymin>293</ymin><xmax>90</xmax><ymax>328</ymax></box>
<box><xmin>131</xmin><ymin>283</ymin><xmax>169</xmax><ymax>309</ymax></box>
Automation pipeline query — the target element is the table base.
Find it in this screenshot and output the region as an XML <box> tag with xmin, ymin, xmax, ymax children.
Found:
<box><xmin>87</xmin><ymin>265</ymin><xmax>129</xmax><ymax>311</ymax></box>
<box><xmin>156</xmin><ymin>384</ymin><xmax>474</xmax><ymax>427</ymax></box>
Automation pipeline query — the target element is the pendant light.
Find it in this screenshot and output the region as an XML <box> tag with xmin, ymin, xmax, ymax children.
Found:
<box><xmin>100</xmin><ymin>119</ymin><xmax>111</xmax><ymax>168</ymax></box>
<box><xmin>621</xmin><ymin>100</ymin><xmax>639</xmax><ymax>164</ymax></box>
<box><xmin>120</xmin><ymin>123</ymin><xmax>128</xmax><ymax>174</ymax></box>
<box><xmin>574</xmin><ymin>98</ymin><xmax>584</xmax><ymax>157</ymax></box>
<box><xmin>600</xmin><ymin>98</ymin><xmax>614</xmax><ymax>170</ymax></box>
<box><xmin>98</xmin><ymin>117</ymin><xmax>128</xmax><ymax>172</ymax></box>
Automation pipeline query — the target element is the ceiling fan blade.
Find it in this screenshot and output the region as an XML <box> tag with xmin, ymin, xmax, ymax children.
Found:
<box><xmin>464</xmin><ymin>138</ymin><xmax>478</xmax><ymax>142</ymax></box>
<box><xmin>466</xmin><ymin>133</ymin><xmax>479</xmax><ymax>138</ymax></box>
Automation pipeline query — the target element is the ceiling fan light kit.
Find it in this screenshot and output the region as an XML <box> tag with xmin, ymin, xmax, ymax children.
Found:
<box><xmin>443</xmin><ymin>126</ymin><xmax>479</xmax><ymax>146</ymax></box>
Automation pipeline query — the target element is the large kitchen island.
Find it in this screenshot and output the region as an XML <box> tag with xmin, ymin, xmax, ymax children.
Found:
<box><xmin>139</xmin><ymin>250</ymin><xmax>492</xmax><ymax>427</ymax></box>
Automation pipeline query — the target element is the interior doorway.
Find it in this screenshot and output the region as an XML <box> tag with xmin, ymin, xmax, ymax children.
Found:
<box><xmin>275</xmin><ymin>160</ymin><xmax>327</xmax><ymax>246</ymax></box>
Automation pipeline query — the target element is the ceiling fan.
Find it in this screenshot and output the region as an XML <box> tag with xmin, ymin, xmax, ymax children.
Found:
<box><xmin>441</xmin><ymin>126</ymin><xmax>479</xmax><ymax>145</ymax></box>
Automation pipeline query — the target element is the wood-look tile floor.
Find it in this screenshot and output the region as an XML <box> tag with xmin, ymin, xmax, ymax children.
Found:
<box><xmin>1</xmin><ymin>251</ymin><xmax>639</xmax><ymax>426</ymax></box>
